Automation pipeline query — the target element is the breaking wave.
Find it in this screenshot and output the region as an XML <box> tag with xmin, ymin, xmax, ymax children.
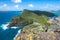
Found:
<box><xmin>14</xmin><ymin>29</ymin><xmax>21</xmax><ymax>40</ymax></box>
<box><xmin>0</xmin><ymin>22</ymin><xmax>18</xmax><ymax>30</ymax></box>
<box><xmin>0</xmin><ymin>23</ymin><xmax>9</xmax><ymax>30</ymax></box>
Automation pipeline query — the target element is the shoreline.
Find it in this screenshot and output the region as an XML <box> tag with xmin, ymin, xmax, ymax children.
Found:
<box><xmin>13</xmin><ymin>29</ymin><xmax>21</xmax><ymax>40</ymax></box>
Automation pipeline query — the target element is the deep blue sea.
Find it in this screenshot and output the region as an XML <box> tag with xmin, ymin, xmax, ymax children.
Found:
<box><xmin>0</xmin><ymin>11</ymin><xmax>22</xmax><ymax>40</ymax></box>
<box><xmin>0</xmin><ymin>11</ymin><xmax>60</xmax><ymax>40</ymax></box>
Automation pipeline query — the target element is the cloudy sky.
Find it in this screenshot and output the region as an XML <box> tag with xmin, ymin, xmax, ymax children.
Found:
<box><xmin>0</xmin><ymin>0</ymin><xmax>60</xmax><ymax>11</ymax></box>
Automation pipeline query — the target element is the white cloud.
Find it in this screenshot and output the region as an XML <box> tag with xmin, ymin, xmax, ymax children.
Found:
<box><xmin>0</xmin><ymin>4</ymin><xmax>23</xmax><ymax>11</ymax></box>
<box><xmin>28</xmin><ymin>4</ymin><xmax>34</xmax><ymax>8</ymax></box>
<box><xmin>14</xmin><ymin>5</ymin><xmax>20</xmax><ymax>9</ymax></box>
<box><xmin>3</xmin><ymin>4</ymin><xmax>7</xmax><ymax>7</ymax></box>
<box><xmin>13</xmin><ymin>5</ymin><xmax>23</xmax><ymax>10</ymax></box>
<box><xmin>41</xmin><ymin>4</ymin><xmax>53</xmax><ymax>9</ymax></box>
<box><xmin>12</xmin><ymin>0</ymin><xmax>22</xmax><ymax>3</ymax></box>
<box><xmin>56</xmin><ymin>6</ymin><xmax>60</xmax><ymax>9</ymax></box>
<box><xmin>39</xmin><ymin>4</ymin><xmax>60</xmax><ymax>10</ymax></box>
<box><xmin>1</xmin><ymin>4</ymin><xmax>8</xmax><ymax>8</ymax></box>
<box><xmin>0</xmin><ymin>4</ymin><xmax>10</xmax><ymax>11</ymax></box>
<box><xmin>43</xmin><ymin>4</ymin><xmax>60</xmax><ymax>9</ymax></box>
<box><xmin>44</xmin><ymin>4</ymin><xmax>50</xmax><ymax>8</ymax></box>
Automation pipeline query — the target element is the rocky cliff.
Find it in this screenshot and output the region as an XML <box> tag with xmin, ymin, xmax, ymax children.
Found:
<box><xmin>14</xmin><ymin>31</ymin><xmax>60</xmax><ymax>40</ymax></box>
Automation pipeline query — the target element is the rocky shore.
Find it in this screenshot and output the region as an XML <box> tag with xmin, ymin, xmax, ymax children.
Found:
<box><xmin>14</xmin><ymin>31</ymin><xmax>60</xmax><ymax>40</ymax></box>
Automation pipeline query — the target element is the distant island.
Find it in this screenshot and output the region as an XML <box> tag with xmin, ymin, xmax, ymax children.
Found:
<box><xmin>57</xmin><ymin>10</ymin><xmax>60</xmax><ymax>12</ymax></box>
<box><xmin>8</xmin><ymin>9</ymin><xmax>60</xmax><ymax>40</ymax></box>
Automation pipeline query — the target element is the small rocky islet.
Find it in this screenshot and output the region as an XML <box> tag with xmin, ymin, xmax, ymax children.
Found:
<box><xmin>8</xmin><ymin>9</ymin><xmax>60</xmax><ymax>40</ymax></box>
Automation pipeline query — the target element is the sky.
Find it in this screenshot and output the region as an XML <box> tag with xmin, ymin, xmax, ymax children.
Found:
<box><xmin>0</xmin><ymin>0</ymin><xmax>60</xmax><ymax>11</ymax></box>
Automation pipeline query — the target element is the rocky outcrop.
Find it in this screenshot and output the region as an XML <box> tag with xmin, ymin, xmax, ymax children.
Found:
<box><xmin>14</xmin><ymin>22</ymin><xmax>60</xmax><ymax>40</ymax></box>
<box><xmin>47</xmin><ymin>16</ymin><xmax>60</xmax><ymax>32</ymax></box>
<box><xmin>14</xmin><ymin>30</ymin><xmax>60</xmax><ymax>40</ymax></box>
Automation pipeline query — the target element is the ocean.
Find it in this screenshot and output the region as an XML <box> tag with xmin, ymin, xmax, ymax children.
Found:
<box><xmin>0</xmin><ymin>11</ymin><xmax>22</xmax><ymax>40</ymax></box>
<box><xmin>0</xmin><ymin>11</ymin><xmax>60</xmax><ymax>40</ymax></box>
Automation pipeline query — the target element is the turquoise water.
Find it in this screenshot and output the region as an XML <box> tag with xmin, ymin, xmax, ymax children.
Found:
<box><xmin>0</xmin><ymin>11</ymin><xmax>60</xmax><ymax>40</ymax></box>
<box><xmin>53</xmin><ymin>12</ymin><xmax>60</xmax><ymax>16</ymax></box>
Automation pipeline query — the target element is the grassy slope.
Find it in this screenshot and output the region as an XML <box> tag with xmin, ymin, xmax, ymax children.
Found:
<box><xmin>9</xmin><ymin>9</ymin><xmax>55</xmax><ymax>27</ymax></box>
<box><xmin>20</xmin><ymin>9</ymin><xmax>50</xmax><ymax>26</ymax></box>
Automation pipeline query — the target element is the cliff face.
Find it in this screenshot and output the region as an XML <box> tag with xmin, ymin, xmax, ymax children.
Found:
<box><xmin>8</xmin><ymin>9</ymin><xmax>55</xmax><ymax>27</ymax></box>
<box><xmin>14</xmin><ymin>21</ymin><xmax>60</xmax><ymax>40</ymax></box>
<box><xmin>14</xmin><ymin>30</ymin><xmax>60</xmax><ymax>40</ymax></box>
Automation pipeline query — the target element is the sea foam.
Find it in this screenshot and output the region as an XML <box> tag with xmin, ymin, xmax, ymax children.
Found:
<box><xmin>1</xmin><ymin>22</ymin><xmax>19</xmax><ymax>30</ymax></box>
<box><xmin>13</xmin><ymin>29</ymin><xmax>21</xmax><ymax>40</ymax></box>
<box><xmin>11</xmin><ymin>27</ymin><xmax>18</xmax><ymax>29</ymax></box>
<box><xmin>1</xmin><ymin>23</ymin><xmax>9</xmax><ymax>30</ymax></box>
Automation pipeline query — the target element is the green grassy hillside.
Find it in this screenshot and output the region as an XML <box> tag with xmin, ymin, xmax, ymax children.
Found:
<box><xmin>8</xmin><ymin>9</ymin><xmax>55</xmax><ymax>27</ymax></box>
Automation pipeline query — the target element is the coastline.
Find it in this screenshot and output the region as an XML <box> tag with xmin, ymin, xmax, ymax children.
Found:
<box><xmin>13</xmin><ymin>29</ymin><xmax>21</xmax><ymax>40</ymax></box>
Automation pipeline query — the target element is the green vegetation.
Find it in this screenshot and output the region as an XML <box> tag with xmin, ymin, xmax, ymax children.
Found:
<box><xmin>36</xmin><ymin>29</ymin><xmax>45</xmax><ymax>32</ymax></box>
<box><xmin>23</xmin><ymin>24</ymin><xmax>38</xmax><ymax>30</ymax></box>
<box><xmin>18</xmin><ymin>9</ymin><xmax>51</xmax><ymax>26</ymax></box>
<box><xmin>9</xmin><ymin>9</ymin><xmax>54</xmax><ymax>27</ymax></box>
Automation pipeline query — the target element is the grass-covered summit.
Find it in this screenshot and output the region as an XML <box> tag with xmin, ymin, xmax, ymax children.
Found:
<box><xmin>8</xmin><ymin>9</ymin><xmax>55</xmax><ymax>27</ymax></box>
